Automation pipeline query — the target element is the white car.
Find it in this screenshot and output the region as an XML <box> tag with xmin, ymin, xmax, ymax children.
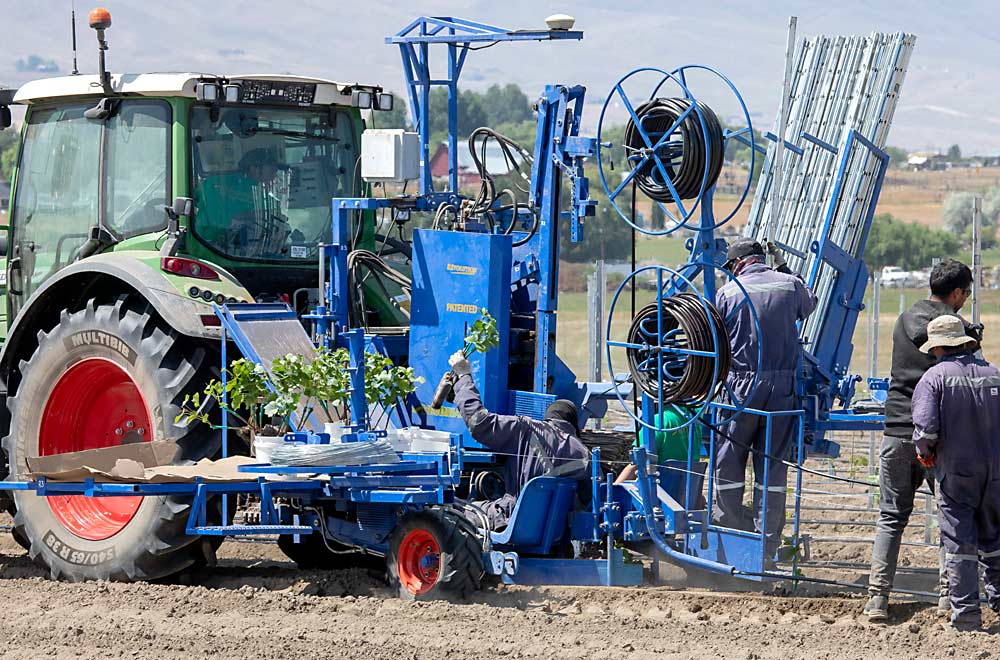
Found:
<box><xmin>880</xmin><ymin>266</ymin><xmax>925</xmax><ymax>288</ymax></box>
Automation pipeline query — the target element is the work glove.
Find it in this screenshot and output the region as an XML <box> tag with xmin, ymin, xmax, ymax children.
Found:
<box><xmin>916</xmin><ymin>452</ymin><xmax>936</xmax><ymax>469</ymax></box>
<box><xmin>448</xmin><ymin>351</ymin><xmax>471</xmax><ymax>376</ymax></box>
<box><xmin>765</xmin><ymin>241</ymin><xmax>787</xmax><ymax>269</ymax></box>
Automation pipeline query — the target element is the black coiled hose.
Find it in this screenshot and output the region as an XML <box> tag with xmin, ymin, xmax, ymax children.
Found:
<box><xmin>626</xmin><ymin>293</ymin><xmax>731</xmax><ymax>405</ymax></box>
<box><xmin>623</xmin><ymin>98</ymin><xmax>725</xmax><ymax>202</ymax></box>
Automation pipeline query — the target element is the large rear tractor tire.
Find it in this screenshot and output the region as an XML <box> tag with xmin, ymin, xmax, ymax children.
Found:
<box><xmin>386</xmin><ymin>509</ymin><xmax>483</xmax><ymax>600</ymax></box>
<box><xmin>3</xmin><ymin>297</ymin><xmax>219</xmax><ymax>581</ymax></box>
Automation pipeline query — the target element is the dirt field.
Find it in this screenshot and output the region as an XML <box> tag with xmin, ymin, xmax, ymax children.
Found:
<box><xmin>0</xmin><ymin>536</ymin><xmax>993</xmax><ymax>660</ymax></box>
<box><xmin>0</xmin><ymin>446</ymin><xmax>996</xmax><ymax>660</ymax></box>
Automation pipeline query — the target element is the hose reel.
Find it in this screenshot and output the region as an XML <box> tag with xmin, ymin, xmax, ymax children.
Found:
<box><xmin>607</xmin><ymin>265</ymin><xmax>763</xmax><ymax>433</ymax></box>
<box><xmin>626</xmin><ymin>293</ymin><xmax>730</xmax><ymax>406</ymax></box>
<box><xmin>597</xmin><ymin>65</ymin><xmax>757</xmax><ymax>235</ymax></box>
<box><xmin>622</xmin><ymin>98</ymin><xmax>725</xmax><ymax>203</ymax></box>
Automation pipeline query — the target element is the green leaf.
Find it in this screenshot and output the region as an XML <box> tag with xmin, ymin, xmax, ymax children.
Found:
<box><xmin>464</xmin><ymin>309</ymin><xmax>499</xmax><ymax>354</ymax></box>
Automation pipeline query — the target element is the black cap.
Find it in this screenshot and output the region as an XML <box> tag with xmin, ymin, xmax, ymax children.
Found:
<box><xmin>544</xmin><ymin>399</ymin><xmax>579</xmax><ymax>434</ymax></box>
<box><xmin>725</xmin><ymin>237</ymin><xmax>765</xmax><ymax>262</ymax></box>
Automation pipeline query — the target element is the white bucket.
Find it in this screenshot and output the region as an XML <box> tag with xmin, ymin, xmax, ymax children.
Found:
<box><xmin>323</xmin><ymin>422</ymin><xmax>346</xmax><ymax>442</ymax></box>
<box><xmin>253</xmin><ymin>434</ymin><xmax>285</xmax><ymax>465</ymax></box>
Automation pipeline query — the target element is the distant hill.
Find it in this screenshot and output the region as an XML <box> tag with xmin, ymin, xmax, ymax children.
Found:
<box><xmin>3</xmin><ymin>0</ymin><xmax>998</xmax><ymax>153</ymax></box>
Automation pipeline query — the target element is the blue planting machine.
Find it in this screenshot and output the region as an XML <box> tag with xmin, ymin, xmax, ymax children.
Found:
<box><xmin>0</xmin><ymin>16</ymin><xmax>909</xmax><ymax>598</ymax></box>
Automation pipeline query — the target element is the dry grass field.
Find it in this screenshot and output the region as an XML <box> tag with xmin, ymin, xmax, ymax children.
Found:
<box><xmin>877</xmin><ymin>167</ymin><xmax>1000</xmax><ymax>227</ymax></box>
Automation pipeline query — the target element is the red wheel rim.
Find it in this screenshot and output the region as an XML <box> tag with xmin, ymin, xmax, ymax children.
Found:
<box><xmin>38</xmin><ymin>358</ymin><xmax>151</xmax><ymax>541</ymax></box>
<box><xmin>397</xmin><ymin>528</ymin><xmax>440</xmax><ymax>596</ymax></box>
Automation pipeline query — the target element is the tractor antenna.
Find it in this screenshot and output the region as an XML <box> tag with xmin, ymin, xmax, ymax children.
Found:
<box><xmin>88</xmin><ymin>7</ymin><xmax>113</xmax><ymax>95</ymax></box>
<box><xmin>70</xmin><ymin>1</ymin><xmax>79</xmax><ymax>75</ymax></box>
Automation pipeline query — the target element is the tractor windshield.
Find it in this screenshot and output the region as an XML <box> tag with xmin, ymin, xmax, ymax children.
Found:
<box><xmin>190</xmin><ymin>105</ymin><xmax>358</xmax><ymax>262</ymax></box>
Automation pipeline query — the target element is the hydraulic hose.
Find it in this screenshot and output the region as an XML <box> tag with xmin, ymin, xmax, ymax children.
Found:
<box><xmin>346</xmin><ymin>249</ymin><xmax>413</xmax><ymax>329</ymax></box>
<box><xmin>626</xmin><ymin>293</ymin><xmax>731</xmax><ymax>406</ymax></box>
<box><xmin>465</xmin><ymin>127</ymin><xmax>538</xmax><ymax>245</ymax></box>
<box><xmin>623</xmin><ymin>98</ymin><xmax>724</xmax><ymax>202</ymax></box>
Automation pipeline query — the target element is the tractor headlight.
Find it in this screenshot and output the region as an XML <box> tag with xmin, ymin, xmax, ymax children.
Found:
<box><xmin>196</xmin><ymin>82</ymin><xmax>220</xmax><ymax>103</ymax></box>
<box><xmin>352</xmin><ymin>90</ymin><xmax>373</xmax><ymax>109</ymax></box>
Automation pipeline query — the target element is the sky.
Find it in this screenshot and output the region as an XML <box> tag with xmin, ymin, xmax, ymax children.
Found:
<box><xmin>4</xmin><ymin>0</ymin><xmax>999</xmax><ymax>153</ymax></box>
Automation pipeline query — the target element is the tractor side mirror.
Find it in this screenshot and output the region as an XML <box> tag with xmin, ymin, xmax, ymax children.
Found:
<box><xmin>164</xmin><ymin>196</ymin><xmax>193</xmax><ymax>236</ymax></box>
<box><xmin>171</xmin><ymin>196</ymin><xmax>193</xmax><ymax>218</ymax></box>
<box><xmin>0</xmin><ymin>88</ymin><xmax>16</xmax><ymax>130</ymax></box>
<box><xmin>0</xmin><ymin>232</ymin><xmax>7</xmax><ymax>258</ymax></box>
<box><xmin>352</xmin><ymin>90</ymin><xmax>373</xmax><ymax>109</ymax></box>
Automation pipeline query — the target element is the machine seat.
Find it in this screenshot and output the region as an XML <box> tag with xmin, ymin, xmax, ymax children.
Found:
<box><xmin>489</xmin><ymin>476</ymin><xmax>577</xmax><ymax>555</ymax></box>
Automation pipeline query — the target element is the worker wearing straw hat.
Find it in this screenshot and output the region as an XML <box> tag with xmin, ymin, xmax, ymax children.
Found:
<box><xmin>911</xmin><ymin>315</ymin><xmax>1000</xmax><ymax>631</ymax></box>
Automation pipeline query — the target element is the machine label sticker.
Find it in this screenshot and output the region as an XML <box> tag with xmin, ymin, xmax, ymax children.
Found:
<box><xmin>992</xmin><ymin>388</ymin><xmax>998</xmax><ymax>396</ymax></box>
<box><xmin>290</xmin><ymin>245</ymin><xmax>309</xmax><ymax>258</ymax></box>
<box><xmin>43</xmin><ymin>531</ymin><xmax>115</xmax><ymax>565</ymax></box>
<box><xmin>446</xmin><ymin>264</ymin><xmax>478</xmax><ymax>276</ymax></box>
<box><xmin>65</xmin><ymin>331</ymin><xmax>135</xmax><ymax>364</ymax></box>
<box><xmin>445</xmin><ymin>303</ymin><xmax>479</xmax><ymax>314</ymax></box>
<box><xmin>413</xmin><ymin>405</ymin><xmax>461</xmax><ymax>419</ymax></box>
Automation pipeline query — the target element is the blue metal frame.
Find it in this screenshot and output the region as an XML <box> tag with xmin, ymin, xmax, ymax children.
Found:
<box><xmin>594</xmin><ymin>63</ymin><xmax>892</xmax><ymax>579</ymax></box>
<box><xmin>0</xmin><ymin>18</ymin><xmax>899</xmax><ymax>592</ymax></box>
<box><xmin>798</xmin><ymin>129</ymin><xmax>891</xmax><ymax>453</ymax></box>
<box><xmin>387</xmin><ymin>16</ymin><xmax>582</xmax><ymax>195</ymax></box>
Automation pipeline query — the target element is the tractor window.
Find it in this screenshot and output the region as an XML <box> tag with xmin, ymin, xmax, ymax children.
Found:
<box><xmin>10</xmin><ymin>104</ymin><xmax>101</xmax><ymax>302</ymax></box>
<box><xmin>190</xmin><ymin>105</ymin><xmax>358</xmax><ymax>262</ymax></box>
<box><xmin>105</xmin><ymin>101</ymin><xmax>171</xmax><ymax>238</ymax></box>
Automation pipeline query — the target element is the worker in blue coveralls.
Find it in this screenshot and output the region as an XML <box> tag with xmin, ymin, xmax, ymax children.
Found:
<box><xmin>448</xmin><ymin>351</ymin><xmax>591</xmax><ymax>529</ymax></box>
<box><xmin>911</xmin><ymin>315</ymin><xmax>1000</xmax><ymax>632</ymax></box>
<box><xmin>712</xmin><ymin>238</ymin><xmax>817</xmax><ymax>565</ymax></box>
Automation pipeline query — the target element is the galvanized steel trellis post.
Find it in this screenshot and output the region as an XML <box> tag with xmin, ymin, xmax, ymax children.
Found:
<box><xmin>745</xmin><ymin>32</ymin><xmax>916</xmax><ymax>350</ymax></box>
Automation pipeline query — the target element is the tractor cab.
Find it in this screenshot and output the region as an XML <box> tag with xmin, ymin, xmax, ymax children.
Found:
<box><xmin>5</xmin><ymin>72</ymin><xmax>388</xmax><ymax>316</ymax></box>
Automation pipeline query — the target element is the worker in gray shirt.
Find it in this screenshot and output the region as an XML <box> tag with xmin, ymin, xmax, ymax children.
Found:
<box><xmin>911</xmin><ymin>315</ymin><xmax>1000</xmax><ymax>631</ymax></box>
<box><xmin>864</xmin><ymin>259</ymin><xmax>975</xmax><ymax>621</ymax></box>
<box><xmin>712</xmin><ymin>238</ymin><xmax>816</xmax><ymax>563</ymax></box>
<box><xmin>449</xmin><ymin>351</ymin><xmax>590</xmax><ymax>529</ymax></box>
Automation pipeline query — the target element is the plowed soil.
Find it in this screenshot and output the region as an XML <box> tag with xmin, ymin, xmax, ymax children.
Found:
<box><xmin>0</xmin><ymin>518</ymin><xmax>996</xmax><ymax>660</ymax></box>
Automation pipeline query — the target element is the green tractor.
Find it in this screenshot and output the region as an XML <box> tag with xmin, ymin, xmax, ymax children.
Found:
<box><xmin>0</xmin><ymin>9</ymin><xmax>397</xmax><ymax>580</ymax></box>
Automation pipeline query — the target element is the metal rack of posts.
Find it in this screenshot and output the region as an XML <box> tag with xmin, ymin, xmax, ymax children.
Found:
<box><xmin>744</xmin><ymin>31</ymin><xmax>916</xmax><ymax>353</ymax></box>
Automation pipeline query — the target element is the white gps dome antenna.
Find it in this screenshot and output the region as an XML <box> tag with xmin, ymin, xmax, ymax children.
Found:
<box><xmin>545</xmin><ymin>14</ymin><xmax>576</xmax><ymax>31</ymax></box>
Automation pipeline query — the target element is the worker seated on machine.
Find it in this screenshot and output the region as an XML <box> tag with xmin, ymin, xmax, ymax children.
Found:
<box><xmin>448</xmin><ymin>351</ymin><xmax>591</xmax><ymax>529</ymax></box>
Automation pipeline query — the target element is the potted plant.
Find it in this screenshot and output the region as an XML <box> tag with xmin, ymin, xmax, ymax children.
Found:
<box><xmin>179</xmin><ymin>348</ymin><xmax>423</xmax><ymax>457</ymax></box>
